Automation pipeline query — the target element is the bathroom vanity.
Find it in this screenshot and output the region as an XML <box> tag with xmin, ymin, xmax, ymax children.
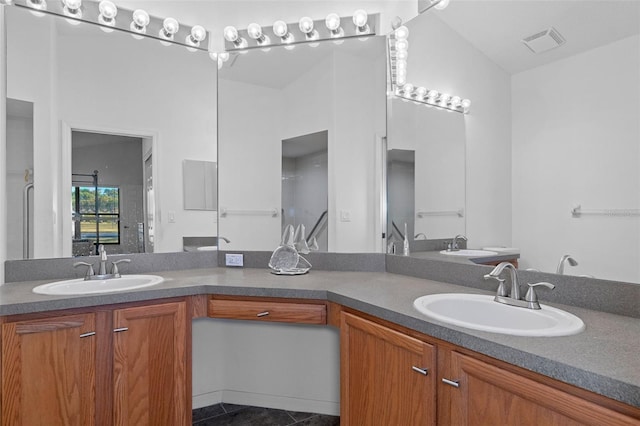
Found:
<box><xmin>0</xmin><ymin>268</ymin><xmax>638</xmax><ymax>425</ymax></box>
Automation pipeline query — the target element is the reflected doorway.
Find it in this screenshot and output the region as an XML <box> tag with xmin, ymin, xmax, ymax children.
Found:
<box><xmin>71</xmin><ymin>131</ymin><xmax>146</xmax><ymax>256</ymax></box>
<box><xmin>387</xmin><ymin>149</ymin><xmax>415</xmax><ymax>244</ymax></box>
<box><xmin>281</xmin><ymin>131</ymin><xmax>328</xmax><ymax>251</ymax></box>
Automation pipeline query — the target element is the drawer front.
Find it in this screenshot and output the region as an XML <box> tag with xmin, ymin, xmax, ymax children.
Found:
<box><xmin>208</xmin><ymin>299</ymin><xmax>327</xmax><ymax>325</ymax></box>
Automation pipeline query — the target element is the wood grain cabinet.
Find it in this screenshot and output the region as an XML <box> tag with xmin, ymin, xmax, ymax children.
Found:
<box><xmin>340</xmin><ymin>312</ymin><xmax>436</xmax><ymax>426</ymax></box>
<box><xmin>113</xmin><ymin>301</ymin><xmax>188</xmax><ymax>426</ymax></box>
<box><xmin>446</xmin><ymin>351</ymin><xmax>640</xmax><ymax>426</ymax></box>
<box><xmin>1</xmin><ymin>313</ymin><xmax>97</xmax><ymax>426</ymax></box>
<box><xmin>208</xmin><ymin>297</ymin><xmax>327</xmax><ymax>325</ymax></box>
<box><xmin>340</xmin><ymin>310</ymin><xmax>640</xmax><ymax>426</ymax></box>
<box><xmin>1</xmin><ymin>299</ymin><xmax>190</xmax><ymax>426</ymax></box>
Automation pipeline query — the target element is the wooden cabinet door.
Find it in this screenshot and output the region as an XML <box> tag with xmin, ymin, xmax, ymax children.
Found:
<box><xmin>340</xmin><ymin>312</ymin><xmax>436</xmax><ymax>426</ymax></box>
<box><xmin>112</xmin><ymin>301</ymin><xmax>188</xmax><ymax>426</ymax></box>
<box><xmin>1</xmin><ymin>313</ymin><xmax>96</xmax><ymax>426</ymax></box>
<box><xmin>449</xmin><ymin>351</ymin><xmax>639</xmax><ymax>426</ymax></box>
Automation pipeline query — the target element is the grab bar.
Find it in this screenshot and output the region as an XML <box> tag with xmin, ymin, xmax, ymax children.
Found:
<box><xmin>417</xmin><ymin>209</ymin><xmax>464</xmax><ymax>218</ymax></box>
<box><xmin>571</xmin><ymin>205</ymin><xmax>640</xmax><ymax>217</ymax></box>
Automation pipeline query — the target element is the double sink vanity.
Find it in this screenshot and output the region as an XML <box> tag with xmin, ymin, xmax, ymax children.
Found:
<box><xmin>0</xmin><ymin>254</ymin><xmax>638</xmax><ymax>425</ymax></box>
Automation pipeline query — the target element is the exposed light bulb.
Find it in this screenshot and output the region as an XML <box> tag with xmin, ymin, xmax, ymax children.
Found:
<box><xmin>299</xmin><ymin>17</ymin><xmax>318</xmax><ymax>40</ymax></box>
<box><xmin>439</xmin><ymin>93</ymin><xmax>451</xmax><ymax>107</ymax></box>
<box><xmin>395</xmin><ymin>60</ymin><xmax>407</xmax><ymax>73</ymax></box>
<box><xmin>415</xmin><ymin>87</ymin><xmax>427</xmax><ymax>100</ymax></box>
<box><xmin>186</xmin><ymin>25</ymin><xmax>207</xmax><ymax>49</ymax></box>
<box><xmin>130</xmin><ymin>9</ymin><xmax>149</xmax><ymax>35</ymax></box>
<box><xmin>461</xmin><ymin>98</ymin><xmax>471</xmax><ymax>112</ymax></box>
<box><xmin>159</xmin><ymin>17</ymin><xmax>179</xmax><ymax>43</ymax></box>
<box><xmin>98</xmin><ymin>0</ymin><xmax>117</xmax><ymax>29</ymax></box>
<box><xmin>434</xmin><ymin>0</ymin><xmax>450</xmax><ymax>10</ymax></box>
<box><xmin>325</xmin><ymin>13</ymin><xmax>344</xmax><ymax>37</ymax></box>
<box><xmin>396</xmin><ymin>50</ymin><xmax>408</xmax><ymax>61</ymax></box>
<box><xmin>403</xmin><ymin>84</ymin><xmax>414</xmax><ymax>95</ymax></box>
<box><xmin>394</xmin><ymin>25</ymin><xmax>409</xmax><ymax>40</ymax></box>
<box><xmin>62</xmin><ymin>0</ymin><xmax>82</xmax><ymax>20</ymax></box>
<box><xmin>395</xmin><ymin>39</ymin><xmax>409</xmax><ymax>52</ymax></box>
<box><xmin>450</xmin><ymin>96</ymin><xmax>461</xmax><ymax>108</ymax></box>
<box><xmin>247</xmin><ymin>23</ymin><xmax>262</xmax><ymax>39</ymax></box>
<box><xmin>218</xmin><ymin>52</ymin><xmax>230</xmax><ymax>62</ymax></box>
<box><xmin>396</xmin><ymin>75</ymin><xmax>406</xmax><ymax>86</ymax></box>
<box><xmin>353</xmin><ymin>9</ymin><xmax>368</xmax><ymax>31</ymax></box>
<box><xmin>223</xmin><ymin>26</ymin><xmax>238</xmax><ymax>42</ymax></box>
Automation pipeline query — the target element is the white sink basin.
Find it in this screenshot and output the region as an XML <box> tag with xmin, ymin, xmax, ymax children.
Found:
<box><xmin>413</xmin><ymin>293</ymin><xmax>585</xmax><ymax>336</ymax></box>
<box><xmin>440</xmin><ymin>249</ymin><xmax>498</xmax><ymax>257</ymax></box>
<box><xmin>33</xmin><ymin>275</ymin><xmax>164</xmax><ymax>296</ymax></box>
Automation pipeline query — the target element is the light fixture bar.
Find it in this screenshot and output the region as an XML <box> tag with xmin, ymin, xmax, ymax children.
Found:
<box><xmin>223</xmin><ymin>13</ymin><xmax>378</xmax><ymax>52</ymax></box>
<box><xmin>11</xmin><ymin>0</ymin><xmax>209</xmax><ymax>51</ymax></box>
<box><xmin>387</xmin><ymin>26</ymin><xmax>470</xmax><ymax>114</ymax></box>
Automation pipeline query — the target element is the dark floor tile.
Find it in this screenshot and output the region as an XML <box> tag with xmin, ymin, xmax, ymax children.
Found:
<box><xmin>293</xmin><ymin>414</ymin><xmax>340</xmax><ymax>426</ymax></box>
<box><xmin>197</xmin><ymin>406</ymin><xmax>294</xmax><ymax>426</ymax></box>
<box><xmin>221</xmin><ymin>403</ymin><xmax>249</xmax><ymax>414</ymax></box>
<box><xmin>193</xmin><ymin>404</ymin><xmax>226</xmax><ymax>422</ymax></box>
<box><xmin>286</xmin><ymin>411</ymin><xmax>315</xmax><ymax>422</ymax></box>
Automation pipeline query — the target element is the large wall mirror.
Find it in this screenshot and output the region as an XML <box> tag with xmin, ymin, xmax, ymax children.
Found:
<box><xmin>393</xmin><ymin>0</ymin><xmax>640</xmax><ymax>284</ymax></box>
<box><xmin>4</xmin><ymin>5</ymin><xmax>217</xmax><ymax>260</ymax></box>
<box><xmin>218</xmin><ymin>36</ymin><xmax>386</xmax><ymax>253</ymax></box>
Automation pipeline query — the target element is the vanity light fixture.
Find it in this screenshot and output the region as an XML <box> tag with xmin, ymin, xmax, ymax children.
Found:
<box><xmin>98</xmin><ymin>0</ymin><xmax>117</xmax><ymax>28</ymax></box>
<box><xmin>159</xmin><ymin>17</ymin><xmax>179</xmax><ymax>43</ymax></box>
<box><xmin>130</xmin><ymin>9</ymin><xmax>149</xmax><ymax>36</ymax></box>
<box><xmin>388</xmin><ymin>22</ymin><xmax>470</xmax><ymax>113</ymax></box>
<box><xmin>12</xmin><ymin>0</ymin><xmax>210</xmax><ymax>52</ymax></box>
<box><xmin>223</xmin><ymin>12</ymin><xmax>377</xmax><ymax>52</ymax></box>
<box><xmin>418</xmin><ymin>0</ymin><xmax>451</xmax><ymax>13</ymax></box>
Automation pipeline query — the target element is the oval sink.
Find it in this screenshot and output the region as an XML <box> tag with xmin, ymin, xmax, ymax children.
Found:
<box><xmin>439</xmin><ymin>249</ymin><xmax>498</xmax><ymax>257</ymax></box>
<box><xmin>33</xmin><ymin>275</ymin><xmax>164</xmax><ymax>296</ymax></box>
<box><xmin>413</xmin><ymin>293</ymin><xmax>585</xmax><ymax>336</ymax></box>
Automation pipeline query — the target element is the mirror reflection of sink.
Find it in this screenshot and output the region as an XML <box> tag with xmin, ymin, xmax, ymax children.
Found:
<box><xmin>196</xmin><ymin>246</ymin><xmax>217</xmax><ymax>251</ymax></box>
<box><xmin>439</xmin><ymin>249</ymin><xmax>498</xmax><ymax>257</ymax></box>
<box><xmin>413</xmin><ymin>293</ymin><xmax>585</xmax><ymax>336</ymax></box>
<box><xmin>32</xmin><ymin>275</ymin><xmax>164</xmax><ymax>296</ymax></box>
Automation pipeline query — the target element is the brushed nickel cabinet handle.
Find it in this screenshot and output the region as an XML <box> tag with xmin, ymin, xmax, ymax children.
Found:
<box><xmin>442</xmin><ymin>378</ymin><xmax>460</xmax><ymax>388</ymax></box>
<box><xmin>113</xmin><ymin>327</ymin><xmax>129</xmax><ymax>333</ymax></box>
<box><xmin>79</xmin><ymin>331</ymin><xmax>95</xmax><ymax>338</ymax></box>
<box><xmin>257</xmin><ymin>311</ymin><xmax>270</xmax><ymax>317</ymax></box>
<box><xmin>412</xmin><ymin>366</ymin><xmax>429</xmax><ymax>375</ymax></box>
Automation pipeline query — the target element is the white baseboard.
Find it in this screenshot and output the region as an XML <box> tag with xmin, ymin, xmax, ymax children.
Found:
<box><xmin>192</xmin><ymin>389</ymin><xmax>339</xmax><ymax>416</ymax></box>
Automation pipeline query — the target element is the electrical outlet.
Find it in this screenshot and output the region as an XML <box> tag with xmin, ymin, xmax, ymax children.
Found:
<box><xmin>168</xmin><ymin>211</ymin><xmax>176</xmax><ymax>223</ymax></box>
<box><xmin>225</xmin><ymin>253</ymin><xmax>244</xmax><ymax>267</ymax></box>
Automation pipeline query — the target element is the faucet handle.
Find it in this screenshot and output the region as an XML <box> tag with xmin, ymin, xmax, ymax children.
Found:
<box><xmin>73</xmin><ymin>261</ymin><xmax>95</xmax><ymax>279</ymax></box>
<box><xmin>111</xmin><ymin>259</ymin><xmax>131</xmax><ymax>276</ymax></box>
<box><xmin>525</xmin><ymin>282</ymin><xmax>556</xmax><ymax>303</ymax></box>
<box><xmin>484</xmin><ymin>274</ymin><xmax>508</xmax><ymax>297</ymax></box>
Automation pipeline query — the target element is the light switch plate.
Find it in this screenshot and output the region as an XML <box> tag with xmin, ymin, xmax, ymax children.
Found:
<box><xmin>340</xmin><ymin>210</ymin><xmax>352</xmax><ymax>222</ymax></box>
<box><xmin>225</xmin><ymin>253</ymin><xmax>244</xmax><ymax>267</ymax></box>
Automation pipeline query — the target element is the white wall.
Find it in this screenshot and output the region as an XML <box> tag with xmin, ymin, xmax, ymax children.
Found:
<box><xmin>512</xmin><ymin>35</ymin><xmax>640</xmax><ymax>282</ymax></box>
<box><xmin>192</xmin><ymin>319</ymin><xmax>340</xmax><ymax>415</ymax></box>
<box><xmin>6</xmin><ymin>7</ymin><xmax>217</xmax><ymax>257</ymax></box>
<box><xmin>405</xmin><ymin>13</ymin><xmax>512</xmax><ymax>248</ymax></box>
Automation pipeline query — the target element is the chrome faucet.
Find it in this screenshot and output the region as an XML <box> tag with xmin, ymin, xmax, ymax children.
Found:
<box><xmin>556</xmin><ymin>254</ymin><xmax>578</xmax><ymax>275</ymax></box>
<box><xmin>448</xmin><ymin>234</ymin><xmax>467</xmax><ymax>251</ymax></box>
<box><xmin>73</xmin><ymin>245</ymin><xmax>131</xmax><ymax>281</ymax></box>
<box><xmin>484</xmin><ymin>261</ymin><xmax>555</xmax><ymax>309</ymax></box>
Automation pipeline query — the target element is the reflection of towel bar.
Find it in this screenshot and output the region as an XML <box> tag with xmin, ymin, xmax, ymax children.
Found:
<box><xmin>417</xmin><ymin>209</ymin><xmax>464</xmax><ymax>218</ymax></box>
<box><xmin>220</xmin><ymin>208</ymin><xmax>279</xmax><ymax>217</ymax></box>
<box><xmin>571</xmin><ymin>205</ymin><xmax>640</xmax><ymax>217</ymax></box>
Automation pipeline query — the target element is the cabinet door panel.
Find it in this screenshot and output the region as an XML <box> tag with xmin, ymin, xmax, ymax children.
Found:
<box><xmin>450</xmin><ymin>351</ymin><xmax>639</xmax><ymax>426</ymax></box>
<box><xmin>341</xmin><ymin>312</ymin><xmax>435</xmax><ymax>426</ymax></box>
<box><xmin>2</xmin><ymin>313</ymin><xmax>96</xmax><ymax>426</ymax></box>
<box><xmin>113</xmin><ymin>301</ymin><xmax>188</xmax><ymax>426</ymax></box>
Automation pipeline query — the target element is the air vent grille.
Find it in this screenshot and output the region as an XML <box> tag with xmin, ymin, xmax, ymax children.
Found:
<box><xmin>522</xmin><ymin>27</ymin><xmax>566</xmax><ymax>54</ymax></box>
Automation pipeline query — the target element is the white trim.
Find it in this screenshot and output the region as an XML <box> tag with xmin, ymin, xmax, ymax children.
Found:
<box><xmin>60</xmin><ymin>121</ymin><xmax>159</xmax><ymax>257</ymax></box>
<box><xmin>0</xmin><ymin>6</ymin><xmax>7</xmax><ymax>284</ymax></box>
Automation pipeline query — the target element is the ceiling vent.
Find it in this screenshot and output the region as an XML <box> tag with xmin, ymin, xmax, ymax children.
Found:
<box><xmin>522</xmin><ymin>27</ymin><xmax>565</xmax><ymax>54</ymax></box>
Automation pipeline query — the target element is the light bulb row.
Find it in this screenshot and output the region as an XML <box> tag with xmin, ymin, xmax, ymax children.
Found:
<box><xmin>16</xmin><ymin>0</ymin><xmax>208</xmax><ymax>51</ymax></box>
<box><xmin>388</xmin><ymin>25</ymin><xmax>470</xmax><ymax>114</ymax></box>
<box><xmin>223</xmin><ymin>10</ymin><xmax>375</xmax><ymax>52</ymax></box>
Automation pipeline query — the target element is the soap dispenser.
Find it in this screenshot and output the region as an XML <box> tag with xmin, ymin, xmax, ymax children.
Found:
<box><xmin>403</xmin><ymin>223</ymin><xmax>410</xmax><ymax>256</ymax></box>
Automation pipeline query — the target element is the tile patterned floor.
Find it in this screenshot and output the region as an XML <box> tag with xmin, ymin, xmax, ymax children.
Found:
<box><xmin>193</xmin><ymin>403</ymin><xmax>340</xmax><ymax>426</ymax></box>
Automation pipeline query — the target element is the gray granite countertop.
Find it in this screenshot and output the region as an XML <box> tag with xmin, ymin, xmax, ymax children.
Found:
<box><xmin>410</xmin><ymin>249</ymin><xmax>520</xmax><ymax>265</ymax></box>
<box><xmin>0</xmin><ymin>267</ymin><xmax>638</xmax><ymax>409</ymax></box>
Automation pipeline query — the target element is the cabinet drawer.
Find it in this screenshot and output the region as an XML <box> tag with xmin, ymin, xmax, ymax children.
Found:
<box><xmin>208</xmin><ymin>299</ymin><xmax>327</xmax><ymax>325</ymax></box>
